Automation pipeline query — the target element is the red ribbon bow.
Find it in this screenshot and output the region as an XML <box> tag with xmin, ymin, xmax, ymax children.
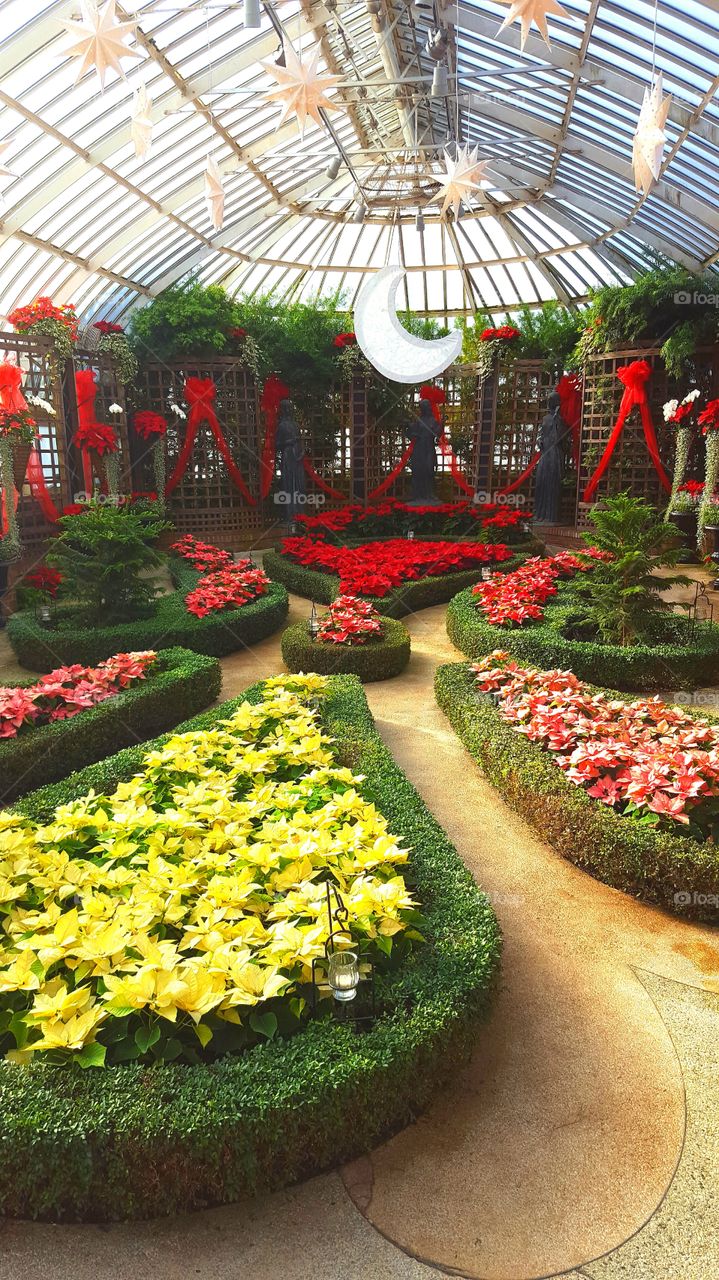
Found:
<box><xmin>0</xmin><ymin>360</ymin><xmax>60</xmax><ymax>528</ymax></box>
<box><xmin>583</xmin><ymin>359</ymin><xmax>670</xmax><ymax>503</ymax></box>
<box><xmin>259</xmin><ymin>374</ymin><xmax>290</xmax><ymax>499</ymax></box>
<box><xmin>165</xmin><ymin>376</ymin><xmax>255</xmax><ymax>505</ymax></box>
<box><xmin>73</xmin><ymin>369</ymin><xmax>117</xmax><ymax>491</ymax></box>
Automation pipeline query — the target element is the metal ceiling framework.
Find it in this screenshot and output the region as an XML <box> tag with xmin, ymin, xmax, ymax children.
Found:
<box><xmin>0</xmin><ymin>0</ymin><xmax>717</xmax><ymax>323</ymax></box>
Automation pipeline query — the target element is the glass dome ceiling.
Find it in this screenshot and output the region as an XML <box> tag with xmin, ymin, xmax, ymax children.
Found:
<box><xmin>0</xmin><ymin>0</ymin><xmax>717</xmax><ymax>324</ymax></box>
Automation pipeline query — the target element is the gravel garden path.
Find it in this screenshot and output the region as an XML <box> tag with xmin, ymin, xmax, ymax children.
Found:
<box><xmin>1</xmin><ymin>592</ymin><xmax>718</xmax><ymax>1280</ymax></box>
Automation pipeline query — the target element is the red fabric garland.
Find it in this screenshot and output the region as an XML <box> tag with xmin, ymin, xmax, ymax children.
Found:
<box><xmin>0</xmin><ymin>361</ymin><xmax>60</xmax><ymax>523</ymax></box>
<box><xmin>583</xmin><ymin>360</ymin><xmax>670</xmax><ymax>503</ymax></box>
<box><xmin>497</xmin><ymin>451</ymin><xmax>541</xmax><ymax>495</ymax></box>
<box><xmin>556</xmin><ymin>372</ymin><xmax>583</xmax><ymax>467</ymax></box>
<box><xmin>259</xmin><ymin>375</ymin><xmax>289</xmax><ymax>498</ymax></box>
<box><xmin>74</xmin><ymin>369</ymin><xmax>117</xmax><ymax>492</ymax></box>
<box><xmin>166</xmin><ymin>377</ymin><xmax>256</xmax><ymax>506</ymax></box>
<box><xmin>366</xmin><ymin>442</ymin><xmax>415</xmax><ymax>500</ymax></box>
<box><xmin>302</xmin><ymin>457</ymin><xmax>347</xmax><ymax>501</ymax></box>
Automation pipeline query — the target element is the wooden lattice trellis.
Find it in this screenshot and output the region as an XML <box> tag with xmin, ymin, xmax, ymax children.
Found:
<box><xmin>475</xmin><ymin>358</ymin><xmax>575</xmax><ymax>519</ymax></box>
<box><xmin>0</xmin><ymin>330</ymin><xmax>67</xmax><ymax>554</ymax></box>
<box><xmin>577</xmin><ymin>344</ymin><xmax>719</xmax><ymax>527</ymax></box>
<box><xmin>139</xmin><ymin>358</ymin><xmax>262</xmax><ymax>544</ymax></box>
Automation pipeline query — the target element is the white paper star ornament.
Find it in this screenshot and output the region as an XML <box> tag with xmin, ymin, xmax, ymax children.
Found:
<box><xmin>204</xmin><ymin>154</ymin><xmax>224</xmax><ymax>232</ymax></box>
<box><xmin>632</xmin><ymin>74</ymin><xmax>672</xmax><ymax>194</ymax></box>
<box><xmin>433</xmin><ymin>145</ymin><xmax>488</xmax><ymax>219</ymax></box>
<box><xmin>497</xmin><ymin>0</ymin><xmax>569</xmax><ymax>49</ymax></box>
<box><xmin>260</xmin><ymin>41</ymin><xmax>342</xmax><ymax>136</ymax></box>
<box><xmin>131</xmin><ymin>85</ymin><xmax>153</xmax><ymax>161</ymax></box>
<box><xmin>62</xmin><ymin>0</ymin><xmax>140</xmax><ymax>89</ymax></box>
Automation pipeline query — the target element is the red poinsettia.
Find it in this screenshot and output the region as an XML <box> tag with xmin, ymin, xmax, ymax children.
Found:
<box><xmin>171</xmin><ymin>534</ymin><xmax>234</xmax><ymax>574</ymax></box>
<box><xmin>93</xmin><ymin>320</ymin><xmax>124</xmax><ymax>335</ymax></box>
<box><xmin>471</xmin><ymin>549</ymin><xmax>609</xmax><ymax>627</ymax></box>
<box><xmin>230</xmin><ymin>327</ymin><xmax>248</xmax><ymax>340</ymax></box>
<box><xmin>679</xmin><ymin>480</ymin><xmax>705</xmax><ymax>497</ymax></box>
<box><xmin>472</xmin><ymin>650</ymin><xmax>719</xmax><ymax>835</ymax></box>
<box><xmin>133</xmin><ymin>410</ymin><xmax>168</xmax><ymax>440</ymax></box>
<box><xmin>333</xmin><ymin>332</ymin><xmax>357</xmax><ymax>349</ymax></box>
<box><xmin>281</xmin><ymin>535</ymin><xmax>512</xmax><ymax>597</ymax></box>
<box><xmin>73</xmin><ymin>422</ymin><xmax>117</xmax><ymax>455</ymax></box>
<box><xmin>23</xmin><ymin>566</ymin><xmax>62</xmax><ymax>597</ymax></box>
<box><xmin>479</xmin><ymin>325</ymin><xmax>520</xmax><ymax>343</ymax></box>
<box><xmin>316</xmin><ymin>595</ymin><xmax>382</xmax><ymax>645</ymax></box>
<box><xmin>8</xmin><ymin>297</ymin><xmax>79</xmax><ymax>340</ymax></box>
<box><xmin>0</xmin><ymin>651</ymin><xmax>155</xmax><ymax>740</ymax></box>
<box><xmin>184</xmin><ymin>562</ymin><xmax>269</xmax><ymax>618</ymax></box>
<box><xmin>698</xmin><ymin>399</ymin><xmax>719</xmax><ymax>434</ymax></box>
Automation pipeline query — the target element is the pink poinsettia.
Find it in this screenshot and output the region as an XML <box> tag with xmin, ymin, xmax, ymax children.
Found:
<box><xmin>472</xmin><ymin>650</ymin><xmax>719</xmax><ymax>835</ymax></box>
<box><xmin>0</xmin><ymin>652</ymin><xmax>156</xmax><ymax>740</ymax></box>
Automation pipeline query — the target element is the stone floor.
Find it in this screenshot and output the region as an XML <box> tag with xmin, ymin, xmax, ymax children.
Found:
<box><xmin>0</xmin><ymin>581</ymin><xmax>718</xmax><ymax>1280</ymax></box>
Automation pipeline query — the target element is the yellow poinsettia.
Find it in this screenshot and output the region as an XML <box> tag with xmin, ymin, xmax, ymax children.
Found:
<box><xmin>0</xmin><ymin>677</ymin><xmax>418</xmax><ymax>1063</ymax></box>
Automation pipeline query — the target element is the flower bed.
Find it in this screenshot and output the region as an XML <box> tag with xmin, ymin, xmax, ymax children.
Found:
<box><xmin>266</xmin><ymin>541</ymin><xmax>524</xmax><ymax>618</ymax></box>
<box><xmin>471</xmin><ymin>549</ymin><xmax>608</xmax><ymax>626</ymax></box>
<box><xmin>6</xmin><ymin>556</ymin><xmax>288</xmax><ymax>671</ymax></box>
<box><xmin>277</xmin><ymin>535</ymin><xmax>512</xmax><ymax>597</ymax></box>
<box><xmin>0</xmin><ymin>675</ymin><xmax>500</xmax><ymax>1221</ymax></box>
<box><xmin>1</xmin><ymin>651</ymin><xmax>156</xmax><ymax>739</ymax></box>
<box><xmin>296</xmin><ymin>497</ymin><xmax>529</xmax><ymax>542</ymax></box>
<box><xmin>0</xmin><ymin>647</ymin><xmax>221</xmax><ymax>804</ymax></box>
<box><xmin>435</xmin><ymin>661</ymin><xmax>719</xmax><ymax>921</ymax></box>
<box><xmin>447</xmin><ymin>579</ymin><xmax>719</xmax><ymax>691</ymax></box>
<box><xmin>0</xmin><ymin>676</ymin><xmax>418</xmax><ymax>1067</ymax></box>
<box><xmin>281</xmin><ymin>613</ymin><xmax>411</xmax><ymax>682</ymax></box>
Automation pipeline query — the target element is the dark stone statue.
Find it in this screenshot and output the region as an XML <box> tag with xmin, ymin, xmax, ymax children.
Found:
<box><xmin>407</xmin><ymin>399</ymin><xmax>442</xmax><ymax>503</ymax></box>
<box><xmin>276</xmin><ymin>398</ymin><xmax>306</xmax><ymax>521</ymax></box>
<box><xmin>533</xmin><ymin>390</ymin><xmax>567</xmax><ymax>525</ymax></box>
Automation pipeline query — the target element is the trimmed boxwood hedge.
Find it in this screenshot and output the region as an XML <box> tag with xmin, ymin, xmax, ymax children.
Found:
<box><xmin>6</xmin><ymin>557</ymin><xmax>289</xmax><ymax>672</ymax></box>
<box><xmin>0</xmin><ymin>675</ymin><xmax>501</xmax><ymax>1222</ymax></box>
<box><xmin>0</xmin><ymin>647</ymin><xmax>221</xmax><ymax>805</ymax></box>
<box><xmin>281</xmin><ymin>616</ymin><xmax>411</xmax><ymax>681</ymax></box>
<box><xmin>446</xmin><ymin>582</ymin><xmax>719</xmax><ymax>692</ymax></box>
<box><xmin>435</xmin><ymin>661</ymin><xmax>719</xmax><ymax>921</ymax></box>
<box><xmin>264</xmin><ymin>547</ymin><xmax>527</xmax><ymax>618</ymax></box>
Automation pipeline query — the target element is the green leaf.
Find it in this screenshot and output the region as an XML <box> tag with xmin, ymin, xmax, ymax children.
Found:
<box><xmin>194</xmin><ymin>1022</ymin><xmax>213</xmax><ymax>1048</ymax></box>
<box><xmin>249</xmin><ymin>1011</ymin><xmax>278</xmax><ymax>1040</ymax></box>
<box><xmin>134</xmin><ymin>1023</ymin><xmax>161</xmax><ymax>1054</ymax></box>
<box><xmin>76</xmin><ymin>1042</ymin><xmax>106</xmax><ymax>1068</ymax></box>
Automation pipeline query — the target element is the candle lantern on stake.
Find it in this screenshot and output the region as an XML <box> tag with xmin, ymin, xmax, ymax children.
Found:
<box><xmin>308</xmin><ymin>600</ymin><xmax>319</xmax><ymax>639</ymax></box>
<box><xmin>310</xmin><ymin>881</ymin><xmax>375</xmax><ymax>1022</ymax></box>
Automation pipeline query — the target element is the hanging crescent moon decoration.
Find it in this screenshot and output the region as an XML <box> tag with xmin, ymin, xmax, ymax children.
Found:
<box><xmin>354</xmin><ymin>265</ymin><xmax>463</xmax><ymax>384</ymax></box>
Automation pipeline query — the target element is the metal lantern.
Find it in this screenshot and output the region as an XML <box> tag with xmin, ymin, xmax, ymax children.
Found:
<box><xmin>406</xmin><ymin>527</ymin><xmax>415</xmax><ymax>540</ymax></box>
<box><xmin>35</xmin><ymin>599</ymin><xmax>56</xmax><ymax>629</ymax></box>
<box><xmin>308</xmin><ymin>600</ymin><xmax>319</xmax><ymax>639</ymax></box>
<box><xmin>310</xmin><ymin>881</ymin><xmax>375</xmax><ymax>1021</ymax></box>
<box><xmin>480</xmin><ymin>565</ymin><xmax>493</xmax><ymax>581</ymax></box>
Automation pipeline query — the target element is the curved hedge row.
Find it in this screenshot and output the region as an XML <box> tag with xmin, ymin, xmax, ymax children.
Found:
<box><xmin>6</xmin><ymin>557</ymin><xmax>289</xmax><ymax>672</ymax></box>
<box><xmin>435</xmin><ymin>662</ymin><xmax>719</xmax><ymax>921</ymax></box>
<box><xmin>446</xmin><ymin>584</ymin><xmax>719</xmax><ymax>692</ymax></box>
<box><xmin>0</xmin><ymin>675</ymin><xmax>501</xmax><ymax>1221</ymax></box>
<box><xmin>0</xmin><ymin>647</ymin><xmax>221</xmax><ymax>805</ymax></box>
<box><xmin>281</xmin><ymin>617</ymin><xmax>411</xmax><ymax>681</ymax></box>
<box><xmin>264</xmin><ymin>548</ymin><xmax>525</xmax><ymax>618</ymax></box>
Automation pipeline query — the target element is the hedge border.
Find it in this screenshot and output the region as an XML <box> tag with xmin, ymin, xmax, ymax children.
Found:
<box><xmin>446</xmin><ymin>583</ymin><xmax>719</xmax><ymax>692</ymax></box>
<box><xmin>435</xmin><ymin>661</ymin><xmax>719</xmax><ymax>921</ymax></box>
<box><xmin>264</xmin><ymin>547</ymin><xmax>527</xmax><ymax>618</ymax></box>
<box><xmin>0</xmin><ymin>675</ymin><xmax>501</xmax><ymax>1222</ymax></box>
<box><xmin>280</xmin><ymin>616</ymin><xmax>411</xmax><ymax>682</ymax></box>
<box><xmin>0</xmin><ymin>647</ymin><xmax>221</xmax><ymax>804</ymax></box>
<box><xmin>6</xmin><ymin>557</ymin><xmax>289</xmax><ymax>672</ymax></box>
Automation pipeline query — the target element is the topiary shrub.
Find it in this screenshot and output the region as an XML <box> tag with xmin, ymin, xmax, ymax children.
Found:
<box><xmin>446</xmin><ymin>583</ymin><xmax>719</xmax><ymax>692</ymax></box>
<box><xmin>435</xmin><ymin>661</ymin><xmax>719</xmax><ymax>920</ymax></box>
<box><xmin>48</xmin><ymin>505</ymin><xmax>170</xmax><ymax>625</ymax></box>
<box><xmin>281</xmin><ymin>616</ymin><xmax>410</xmax><ymax>681</ymax></box>
<box><xmin>6</xmin><ymin>558</ymin><xmax>289</xmax><ymax>671</ymax></box>
<box><xmin>0</xmin><ymin>676</ymin><xmax>501</xmax><ymax>1221</ymax></box>
<box><xmin>0</xmin><ymin>648</ymin><xmax>221</xmax><ymax>804</ymax></box>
